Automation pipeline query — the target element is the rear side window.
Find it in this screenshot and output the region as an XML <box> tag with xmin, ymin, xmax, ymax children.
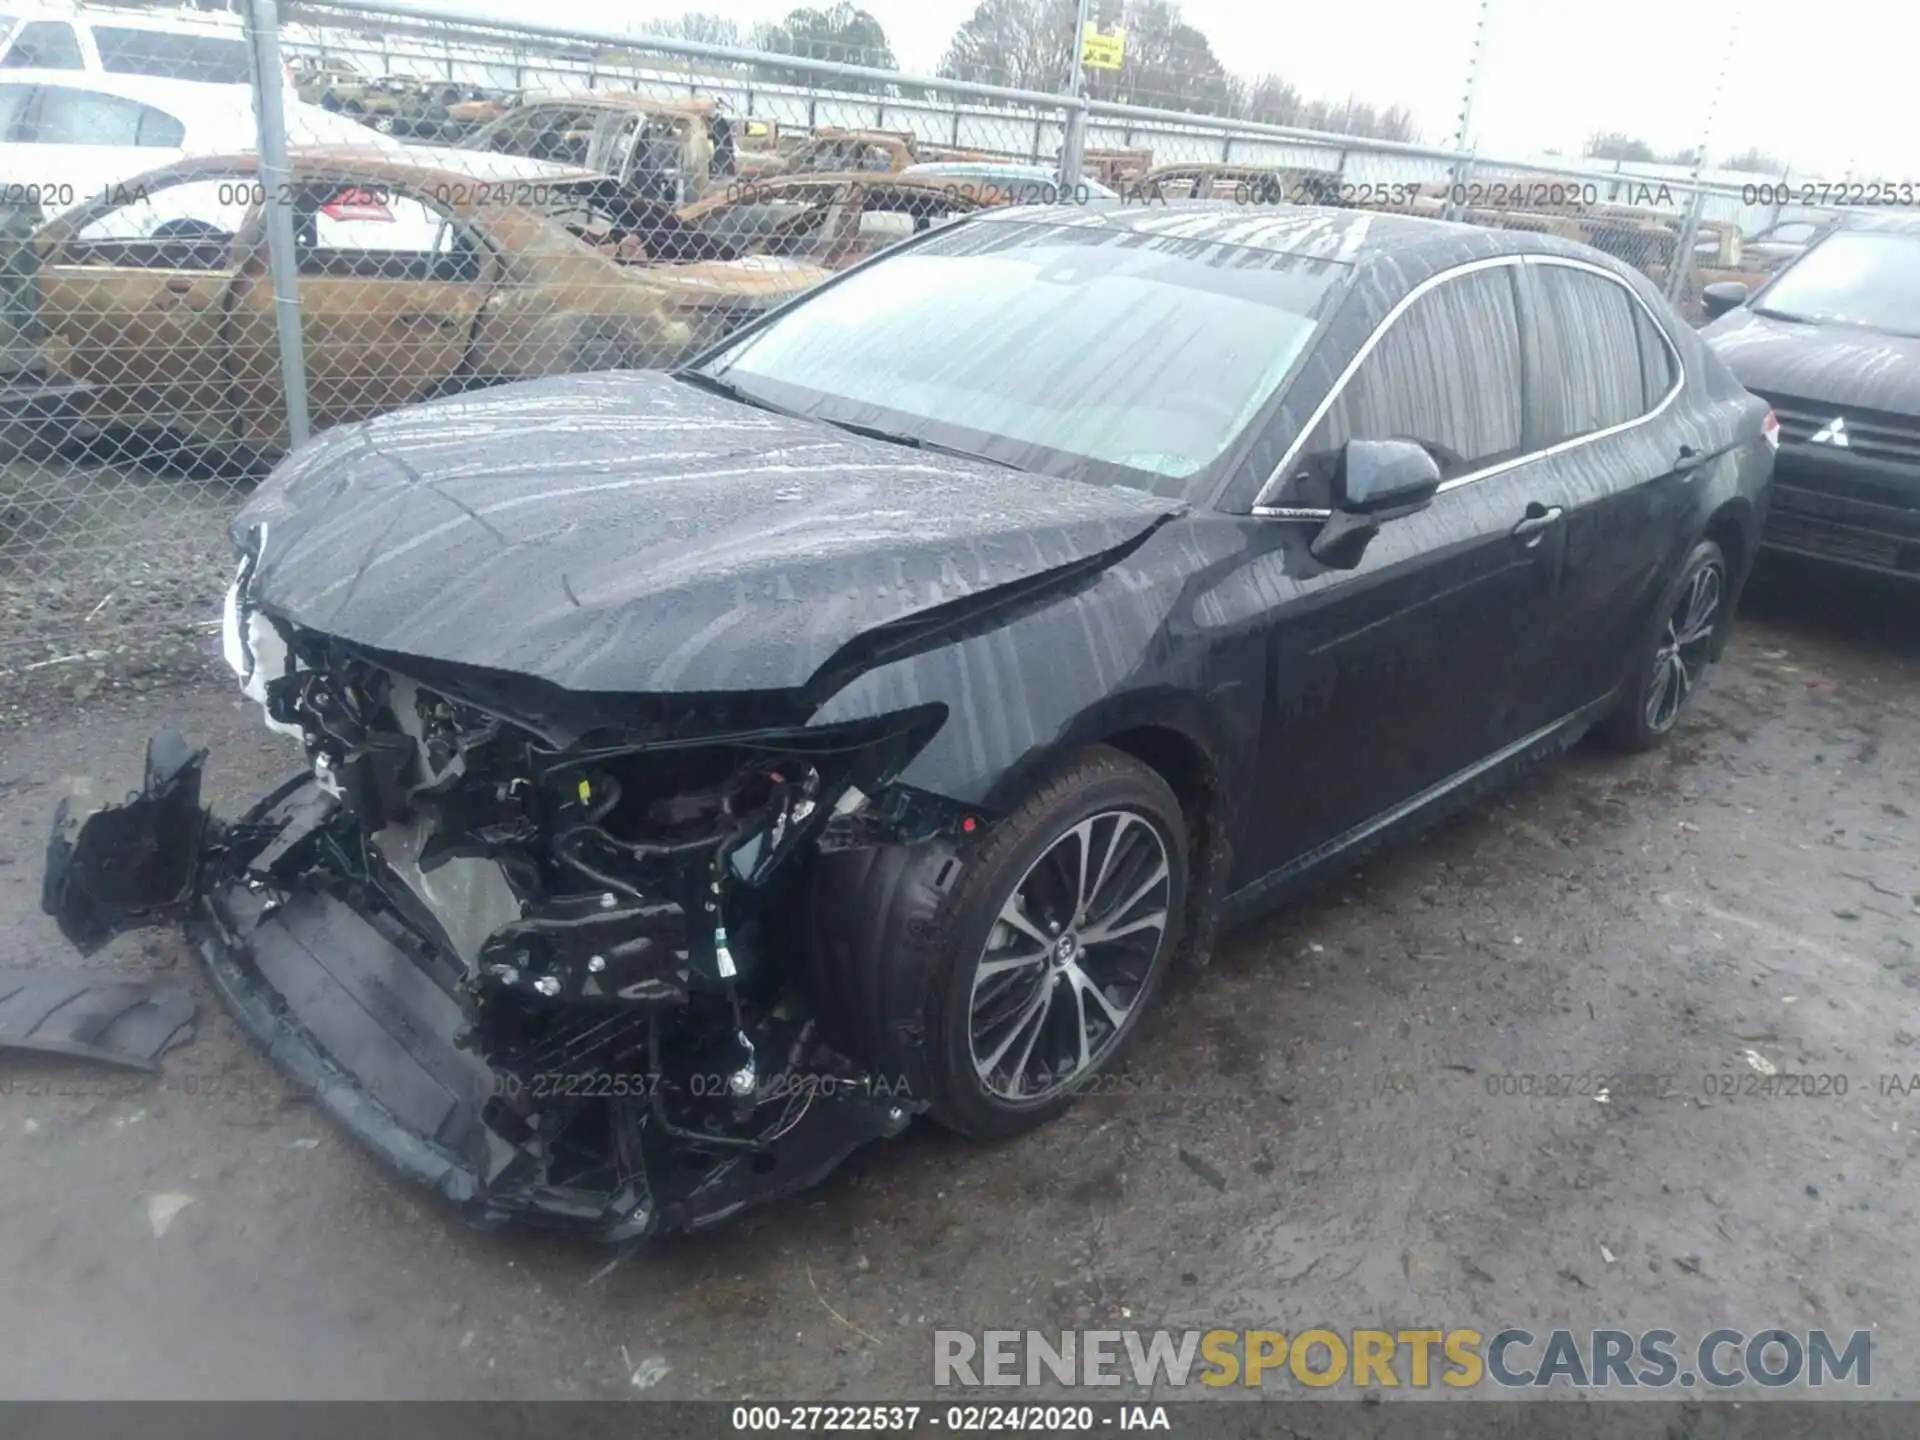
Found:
<box><xmin>3</xmin><ymin>20</ymin><xmax>81</xmax><ymax>69</ymax></box>
<box><xmin>30</xmin><ymin>87</ymin><xmax>185</xmax><ymax>147</ymax></box>
<box><xmin>294</xmin><ymin>185</ymin><xmax>481</xmax><ymax>283</ymax></box>
<box><xmin>1533</xmin><ymin>265</ymin><xmax>1649</xmax><ymax>442</ymax></box>
<box><xmin>1294</xmin><ymin>265</ymin><xmax>1526</xmax><ymax>494</ymax></box>
<box><xmin>0</xmin><ymin>81</ymin><xmax>30</xmax><ymax>137</ymax></box>
<box><xmin>1634</xmin><ymin>307</ymin><xmax>1676</xmax><ymax>412</ymax></box>
<box><xmin>93</xmin><ymin>27</ymin><xmax>252</xmax><ymax>85</ymax></box>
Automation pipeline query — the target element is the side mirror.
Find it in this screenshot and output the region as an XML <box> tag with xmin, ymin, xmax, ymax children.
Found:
<box><xmin>1335</xmin><ymin>436</ymin><xmax>1442</xmax><ymax>514</ymax></box>
<box><xmin>1311</xmin><ymin>438</ymin><xmax>1442</xmax><ymax>570</ymax></box>
<box><xmin>1701</xmin><ymin>280</ymin><xmax>1749</xmax><ymax>320</ymax></box>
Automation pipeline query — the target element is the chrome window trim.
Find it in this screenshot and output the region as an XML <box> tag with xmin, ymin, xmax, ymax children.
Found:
<box><xmin>1250</xmin><ymin>252</ymin><xmax>1688</xmax><ymax>520</ymax></box>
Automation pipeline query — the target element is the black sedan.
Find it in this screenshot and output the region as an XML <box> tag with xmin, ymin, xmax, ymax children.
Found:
<box><xmin>1702</xmin><ymin>212</ymin><xmax>1920</xmax><ymax>581</ymax></box>
<box><xmin>43</xmin><ymin>204</ymin><xmax>1776</xmax><ymax>1240</ymax></box>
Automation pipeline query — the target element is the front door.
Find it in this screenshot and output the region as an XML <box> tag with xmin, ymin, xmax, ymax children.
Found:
<box><xmin>36</xmin><ymin>173</ymin><xmax>256</xmax><ymax>443</ymax></box>
<box><xmin>1236</xmin><ymin>260</ymin><xmax>1572</xmax><ymax>884</ymax></box>
<box><xmin>228</xmin><ymin>181</ymin><xmax>487</xmax><ymax>445</ymax></box>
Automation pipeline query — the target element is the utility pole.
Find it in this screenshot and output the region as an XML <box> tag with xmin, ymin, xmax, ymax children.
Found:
<box><xmin>1667</xmin><ymin>14</ymin><xmax>1743</xmax><ymax>305</ymax></box>
<box><xmin>1443</xmin><ymin>0</ymin><xmax>1491</xmax><ymax>221</ymax></box>
<box><xmin>1058</xmin><ymin>0</ymin><xmax>1094</xmax><ymax>185</ymax></box>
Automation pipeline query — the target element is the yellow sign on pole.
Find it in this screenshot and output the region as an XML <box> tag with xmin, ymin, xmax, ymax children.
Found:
<box><xmin>1082</xmin><ymin>24</ymin><xmax>1125</xmax><ymax>70</ymax></box>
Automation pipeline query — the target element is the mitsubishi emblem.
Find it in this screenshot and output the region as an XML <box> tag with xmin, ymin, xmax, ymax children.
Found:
<box><xmin>1809</xmin><ymin>416</ymin><xmax>1850</xmax><ymax>447</ymax></box>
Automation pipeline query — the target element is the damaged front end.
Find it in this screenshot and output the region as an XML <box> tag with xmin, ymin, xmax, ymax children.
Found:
<box><xmin>45</xmin><ymin>574</ymin><xmax>959</xmax><ymax>1240</ymax></box>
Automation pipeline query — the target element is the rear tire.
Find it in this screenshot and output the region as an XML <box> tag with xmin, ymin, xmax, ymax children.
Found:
<box><xmin>1597</xmin><ymin>537</ymin><xmax>1728</xmax><ymax>752</ymax></box>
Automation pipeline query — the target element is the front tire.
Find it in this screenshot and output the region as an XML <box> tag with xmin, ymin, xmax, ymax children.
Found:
<box><xmin>916</xmin><ymin>748</ymin><xmax>1189</xmax><ymax>1139</ymax></box>
<box><xmin>1598</xmin><ymin>537</ymin><xmax>1727</xmax><ymax>751</ymax></box>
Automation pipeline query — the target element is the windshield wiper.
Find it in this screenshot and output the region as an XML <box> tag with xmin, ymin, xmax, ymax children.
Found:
<box><xmin>816</xmin><ymin>416</ymin><xmax>1018</xmax><ymax>470</ymax></box>
<box><xmin>673</xmin><ymin>368</ymin><xmax>799</xmax><ymax>417</ymax></box>
<box><xmin>675</xmin><ymin>371</ymin><xmax>1016</xmax><ymax>469</ymax></box>
<box><xmin>1751</xmin><ymin>306</ymin><xmax>1814</xmax><ymax>324</ymax></box>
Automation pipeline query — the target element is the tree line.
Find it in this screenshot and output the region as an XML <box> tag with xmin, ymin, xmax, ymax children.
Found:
<box><xmin>641</xmin><ymin>1</ymin><xmax>1417</xmax><ymax>142</ymax></box>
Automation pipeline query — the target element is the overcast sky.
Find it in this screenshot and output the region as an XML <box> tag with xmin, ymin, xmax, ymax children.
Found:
<box><xmin>428</xmin><ymin>0</ymin><xmax>1914</xmax><ymax>176</ymax></box>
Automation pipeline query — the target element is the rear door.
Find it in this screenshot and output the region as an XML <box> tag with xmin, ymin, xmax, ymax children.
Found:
<box><xmin>1519</xmin><ymin>258</ymin><xmax>1691</xmax><ymax>715</ymax></box>
<box><xmin>37</xmin><ymin>173</ymin><xmax>254</xmax><ymax>436</ymax></box>
<box><xmin>229</xmin><ymin>181</ymin><xmax>488</xmax><ymax>442</ymax></box>
<box><xmin>1240</xmin><ymin>260</ymin><xmax>1575</xmax><ymax>880</ymax></box>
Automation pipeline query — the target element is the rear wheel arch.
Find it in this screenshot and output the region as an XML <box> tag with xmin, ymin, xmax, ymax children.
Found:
<box><xmin>1704</xmin><ymin>499</ymin><xmax>1752</xmax><ymax>580</ymax></box>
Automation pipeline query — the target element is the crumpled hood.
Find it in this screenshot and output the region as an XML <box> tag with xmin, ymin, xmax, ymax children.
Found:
<box><xmin>1704</xmin><ymin>308</ymin><xmax>1920</xmax><ymax>417</ymax></box>
<box><xmin>237</xmin><ymin>372</ymin><xmax>1181</xmax><ymax>696</ymax></box>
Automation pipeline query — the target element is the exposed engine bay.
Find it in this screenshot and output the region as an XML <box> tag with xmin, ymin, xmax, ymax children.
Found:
<box><xmin>43</xmin><ymin>576</ymin><xmax>966</xmax><ymax>1241</ymax></box>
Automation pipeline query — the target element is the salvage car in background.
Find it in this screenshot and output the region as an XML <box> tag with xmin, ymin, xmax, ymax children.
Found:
<box><xmin>42</xmin><ymin>203</ymin><xmax>1774</xmax><ymax>1240</ymax></box>
<box><xmin>1133</xmin><ymin>163</ymin><xmax>1346</xmax><ymax>205</ymax></box>
<box><xmin>0</xmin><ymin>70</ymin><xmax>398</xmax><ymax>218</ymax></box>
<box><xmin>458</xmin><ymin>93</ymin><xmax>728</xmax><ymax>206</ymax></box>
<box><xmin>901</xmin><ymin>160</ymin><xmax>1118</xmax><ymax>203</ymax></box>
<box><xmin>673</xmin><ymin>171</ymin><xmax>998</xmax><ymax>269</ymax></box>
<box><xmin>0</xmin><ymin>6</ymin><xmax>252</xmax><ymax>83</ymax></box>
<box><xmin>28</xmin><ymin>148</ymin><xmax>830</xmax><ymax>455</ymax></box>
<box><xmin>734</xmin><ymin>125</ymin><xmax>986</xmax><ymax>180</ymax></box>
<box><xmin>1703</xmin><ymin>212</ymin><xmax>1920</xmax><ymax>582</ymax></box>
<box><xmin>313</xmin><ymin>71</ymin><xmax>495</xmax><ymax>140</ymax></box>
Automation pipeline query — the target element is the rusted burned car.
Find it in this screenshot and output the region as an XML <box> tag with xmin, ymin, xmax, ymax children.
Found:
<box><xmin>671</xmin><ymin>172</ymin><xmax>1000</xmax><ymax>270</ymax></box>
<box><xmin>1080</xmin><ymin>147</ymin><xmax>1154</xmax><ymax>188</ymax></box>
<box><xmin>735</xmin><ymin>127</ymin><xmax>985</xmax><ymax>181</ymax></box>
<box><xmin>314</xmin><ymin>72</ymin><xmax>493</xmax><ymax>141</ymax></box>
<box><xmin>458</xmin><ymin>94</ymin><xmax>728</xmax><ymax>206</ymax></box>
<box><xmin>1132</xmin><ymin>163</ymin><xmax>1347</xmax><ymax>206</ymax></box>
<box><xmin>30</xmin><ymin>149</ymin><xmax>828</xmax><ymax>455</ymax></box>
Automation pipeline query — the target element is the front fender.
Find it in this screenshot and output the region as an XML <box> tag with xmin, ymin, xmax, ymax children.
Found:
<box><xmin>804</xmin><ymin>516</ymin><xmax>1262</xmax><ymax>818</ymax></box>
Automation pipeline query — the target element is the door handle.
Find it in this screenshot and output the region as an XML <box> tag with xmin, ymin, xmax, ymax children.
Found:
<box><xmin>395</xmin><ymin>311</ymin><xmax>456</xmax><ymax>330</ymax></box>
<box><xmin>1511</xmin><ymin>503</ymin><xmax>1564</xmax><ymax>546</ymax></box>
<box><xmin>162</xmin><ymin>277</ymin><xmax>195</xmax><ymax>294</ymax></box>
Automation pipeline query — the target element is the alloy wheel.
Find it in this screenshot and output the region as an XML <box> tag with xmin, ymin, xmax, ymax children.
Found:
<box><xmin>1642</xmin><ymin>559</ymin><xmax>1723</xmax><ymax>734</ymax></box>
<box><xmin>967</xmin><ymin>808</ymin><xmax>1173</xmax><ymax>1103</ymax></box>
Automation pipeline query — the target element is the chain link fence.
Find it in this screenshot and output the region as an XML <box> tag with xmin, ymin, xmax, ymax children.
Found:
<box><xmin>0</xmin><ymin>0</ymin><xmax>1881</xmax><ymax>699</ymax></box>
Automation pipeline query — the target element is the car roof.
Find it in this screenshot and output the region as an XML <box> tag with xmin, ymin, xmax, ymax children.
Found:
<box><xmin>677</xmin><ymin>169</ymin><xmax>991</xmax><ymax>219</ymax></box>
<box><xmin>5</xmin><ymin>3</ymin><xmax>245</xmax><ymax>36</ymax></box>
<box><xmin>512</xmin><ymin>91</ymin><xmax>712</xmax><ymax>118</ymax></box>
<box><xmin>109</xmin><ymin>145</ymin><xmax>602</xmax><ymax>197</ymax></box>
<box><xmin>970</xmin><ymin>199</ymin><xmax>1653</xmax><ymax>283</ymax></box>
<box><xmin>906</xmin><ymin>162</ymin><xmax>1056</xmax><ymax>176</ymax></box>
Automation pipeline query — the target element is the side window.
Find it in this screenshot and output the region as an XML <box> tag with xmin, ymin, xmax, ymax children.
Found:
<box><xmin>480</xmin><ymin>107</ymin><xmax>563</xmax><ymax>160</ymax></box>
<box><xmin>294</xmin><ymin>185</ymin><xmax>480</xmax><ymax>283</ymax></box>
<box><xmin>2</xmin><ymin>20</ymin><xmax>81</xmax><ymax>69</ymax></box>
<box><xmin>1633</xmin><ymin>307</ymin><xmax>1676</xmax><ymax>412</ymax></box>
<box><xmin>1290</xmin><ymin>266</ymin><xmax>1525</xmax><ymax>502</ymax></box>
<box><xmin>848</xmin><ymin>189</ymin><xmax>972</xmax><ymax>259</ymax></box>
<box><xmin>0</xmin><ymin>81</ymin><xmax>30</xmax><ymax>138</ymax></box>
<box><xmin>1533</xmin><ymin>265</ymin><xmax>1648</xmax><ymax>443</ymax></box>
<box><xmin>31</xmin><ymin>87</ymin><xmax>185</xmax><ymax>147</ymax></box>
<box><xmin>93</xmin><ymin>28</ymin><xmax>253</xmax><ymax>85</ymax></box>
<box><xmin>68</xmin><ymin>176</ymin><xmax>251</xmax><ymax>268</ymax></box>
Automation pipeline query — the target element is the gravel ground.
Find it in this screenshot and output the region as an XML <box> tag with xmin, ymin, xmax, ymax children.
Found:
<box><xmin>0</xmin><ymin>449</ymin><xmax>244</xmax><ymax>725</ymax></box>
<box><xmin>0</xmin><ymin>553</ymin><xmax>1915</xmax><ymax>1402</ymax></box>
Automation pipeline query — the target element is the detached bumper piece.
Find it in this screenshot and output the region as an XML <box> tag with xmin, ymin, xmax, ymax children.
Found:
<box><xmin>45</xmin><ymin>723</ymin><xmax>925</xmax><ymax>1241</ymax></box>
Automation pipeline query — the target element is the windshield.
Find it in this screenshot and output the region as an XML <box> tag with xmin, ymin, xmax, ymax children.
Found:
<box><xmin>1757</xmin><ymin>231</ymin><xmax>1920</xmax><ymax>337</ymax></box>
<box><xmin>700</xmin><ymin>219</ymin><xmax>1346</xmax><ymax>497</ymax></box>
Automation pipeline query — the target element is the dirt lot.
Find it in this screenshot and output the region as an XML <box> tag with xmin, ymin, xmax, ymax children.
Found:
<box><xmin>0</xmin><ymin>555</ymin><xmax>1915</xmax><ymax>1402</ymax></box>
